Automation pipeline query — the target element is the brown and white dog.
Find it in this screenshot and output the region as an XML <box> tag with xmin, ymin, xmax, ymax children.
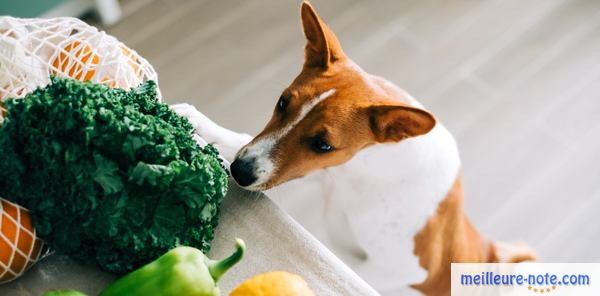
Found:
<box><xmin>172</xmin><ymin>2</ymin><xmax>535</xmax><ymax>295</ymax></box>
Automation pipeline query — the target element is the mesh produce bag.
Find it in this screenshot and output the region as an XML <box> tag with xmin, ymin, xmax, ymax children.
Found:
<box><xmin>0</xmin><ymin>198</ymin><xmax>46</xmax><ymax>283</ymax></box>
<box><xmin>0</xmin><ymin>16</ymin><xmax>161</xmax><ymax>124</ymax></box>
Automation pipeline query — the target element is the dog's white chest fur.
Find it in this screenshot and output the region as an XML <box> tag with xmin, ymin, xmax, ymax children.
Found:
<box><xmin>316</xmin><ymin>122</ymin><xmax>460</xmax><ymax>294</ymax></box>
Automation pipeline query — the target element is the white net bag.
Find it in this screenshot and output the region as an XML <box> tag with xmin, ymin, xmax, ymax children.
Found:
<box><xmin>0</xmin><ymin>16</ymin><xmax>161</xmax><ymax>124</ymax></box>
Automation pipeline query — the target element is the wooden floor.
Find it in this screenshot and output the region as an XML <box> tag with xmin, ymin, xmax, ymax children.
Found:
<box><xmin>102</xmin><ymin>0</ymin><xmax>600</xmax><ymax>265</ymax></box>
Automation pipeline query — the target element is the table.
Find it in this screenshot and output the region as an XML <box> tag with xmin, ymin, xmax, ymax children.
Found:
<box><xmin>0</xmin><ymin>182</ymin><xmax>380</xmax><ymax>295</ymax></box>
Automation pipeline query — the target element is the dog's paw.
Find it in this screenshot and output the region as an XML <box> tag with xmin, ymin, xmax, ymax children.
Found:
<box><xmin>171</xmin><ymin>103</ymin><xmax>220</xmax><ymax>140</ymax></box>
<box><xmin>493</xmin><ymin>241</ymin><xmax>538</xmax><ymax>263</ymax></box>
<box><xmin>171</xmin><ymin>103</ymin><xmax>205</xmax><ymax>130</ymax></box>
<box><xmin>170</xmin><ymin>103</ymin><xmax>253</xmax><ymax>163</ymax></box>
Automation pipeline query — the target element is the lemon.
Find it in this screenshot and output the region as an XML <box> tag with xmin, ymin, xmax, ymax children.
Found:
<box><xmin>230</xmin><ymin>271</ymin><xmax>315</xmax><ymax>296</ymax></box>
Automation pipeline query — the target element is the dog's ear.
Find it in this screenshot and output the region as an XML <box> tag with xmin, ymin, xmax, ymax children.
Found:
<box><xmin>301</xmin><ymin>1</ymin><xmax>345</xmax><ymax>69</ymax></box>
<box><xmin>366</xmin><ymin>104</ymin><xmax>437</xmax><ymax>143</ymax></box>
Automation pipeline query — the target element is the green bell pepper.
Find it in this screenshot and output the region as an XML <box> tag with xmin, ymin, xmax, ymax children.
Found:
<box><xmin>99</xmin><ymin>239</ymin><xmax>245</xmax><ymax>296</ymax></box>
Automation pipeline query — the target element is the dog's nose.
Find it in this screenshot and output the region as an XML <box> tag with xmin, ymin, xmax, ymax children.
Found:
<box><xmin>230</xmin><ymin>158</ymin><xmax>258</xmax><ymax>187</ymax></box>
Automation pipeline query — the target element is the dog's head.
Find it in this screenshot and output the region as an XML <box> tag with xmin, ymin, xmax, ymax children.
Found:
<box><xmin>231</xmin><ymin>1</ymin><xmax>436</xmax><ymax>190</ymax></box>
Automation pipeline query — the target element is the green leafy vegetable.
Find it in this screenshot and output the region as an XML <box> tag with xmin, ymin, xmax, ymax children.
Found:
<box><xmin>0</xmin><ymin>77</ymin><xmax>228</xmax><ymax>274</ymax></box>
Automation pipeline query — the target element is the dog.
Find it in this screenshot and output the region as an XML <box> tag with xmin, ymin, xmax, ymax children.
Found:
<box><xmin>172</xmin><ymin>2</ymin><xmax>536</xmax><ymax>295</ymax></box>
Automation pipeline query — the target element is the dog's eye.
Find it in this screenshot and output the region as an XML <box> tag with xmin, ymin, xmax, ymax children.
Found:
<box><xmin>311</xmin><ymin>137</ymin><xmax>333</xmax><ymax>153</ymax></box>
<box><xmin>277</xmin><ymin>95</ymin><xmax>289</xmax><ymax>112</ymax></box>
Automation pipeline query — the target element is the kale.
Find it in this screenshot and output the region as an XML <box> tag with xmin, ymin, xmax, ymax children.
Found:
<box><xmin>0</xmin><ymin>77</ymin><xmax>228</xmax><ymax>274</ymax></box>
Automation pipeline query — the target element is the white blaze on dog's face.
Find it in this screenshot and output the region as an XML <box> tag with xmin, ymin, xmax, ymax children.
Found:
<box><xmin>231</xmin><ymin>2</ymin><xmax>436</xmax><ymax>190</ymax></box>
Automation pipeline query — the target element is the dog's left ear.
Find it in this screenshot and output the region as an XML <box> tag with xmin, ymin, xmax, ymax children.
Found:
<box><xmin>301</xmin><ymin>1</ymin><xmax>346</xmax><ymax>69</ymax></box>
<box><xmin>366</xmin><ymin>104</ymin><xmax>437</xmax><ymax>143</ymax></box>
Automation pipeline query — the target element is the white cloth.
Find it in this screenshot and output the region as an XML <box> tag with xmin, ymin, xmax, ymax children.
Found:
<box><xmin>0</xmin><ymin>183</ymin><xmax>380</xmax><ymax>296</ymax></box>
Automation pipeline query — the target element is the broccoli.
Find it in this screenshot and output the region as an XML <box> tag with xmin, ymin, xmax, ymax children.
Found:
<box><xmin>0</xmin><ymin>77</ymin><xmax>228</xmax><ymax>274</ymax></box>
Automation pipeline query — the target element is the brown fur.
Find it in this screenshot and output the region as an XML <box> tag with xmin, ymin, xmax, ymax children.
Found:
<box><xmin>412</xmin><ymin>176</ymin><xmax>495</xmax><ymax>296</ymax></box>
<box><xmin>412</xmin><ymin>176</ymin><xmax>536</xmax><ymax>296</ymax></box>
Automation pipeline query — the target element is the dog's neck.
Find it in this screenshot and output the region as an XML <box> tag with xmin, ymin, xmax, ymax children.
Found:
<box><xmin>319</xmin><ymin>94</ymin><xmax>461</xmax><ymax>292</ymax></box>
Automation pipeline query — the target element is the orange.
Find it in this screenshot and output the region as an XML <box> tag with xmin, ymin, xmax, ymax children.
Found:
<box><xmin>0</xmin><ymin>101</ymin><xmax>5</xmax><ymax>120</ymax></box>
<box><xmin>97</xmin><ymin>46</ymin><xmax>141</xmax><ymax>88</ymax></box>
<box><xmin>0</xmin><ymin>198</ymin><xmax>46</xmax><ymax>283</ymax></box>
<box><xmin>120</xmin><ymin>45</ymin><xmax>141</xmax><ymax>77</ymax></box>
<box><xmin>100</xmin><ymin>76</ymin><xmax>117</xmax><ymax>88</ymax></box>
<box><xmin>51</xmin><ymin>40</ymin><xmax>100</xmax><ymax>82</ymax></box>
